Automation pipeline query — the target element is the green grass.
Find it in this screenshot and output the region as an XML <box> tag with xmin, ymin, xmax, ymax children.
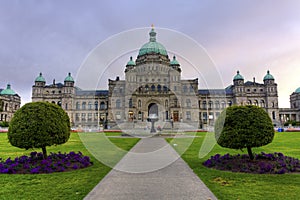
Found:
<box><xmin>167</xmin><ymin>132</ymin><xmax>300</xmax><ymax>200</ymax></box>
<box><xmin>0</xmin><ymin>132</ymin><xmax>140</xmax><ymax>200</ymax></box>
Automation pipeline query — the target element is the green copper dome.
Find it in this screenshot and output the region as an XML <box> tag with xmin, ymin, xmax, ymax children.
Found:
<box><xmin>0</xmin><ymin>84</ymin><xmax>16</xmax><ymax>95</ymax></box>
<box><xmin>170</xmin><ymin>56</ymin><xmax>180</xmax><ymax>65</ymax></box>
<box><xmin>126</xmin><ymin>56</ymin><xmax>136</xmax><ymax>66</ymax></box>
<box><xmin>263</xmin><ymin>70</ymin><xmax>274</xmax><ymax>81</ymax></box>
<box><xmin>138</xmin><ymin>28</ymin><xmax>168</xmax><ymax>56</ymax></box>
<box><xmin>64</xmin><ymin>73</ymin><xmax>74</xmax><ymax>82</ymax></box>
<box><xmin>35</xmin><ymin>72</ymin><xmax>46</xmax><ymax>82</ymax></box>
<box><xmin>233</xmin><ymin>70</ymin><xmax>244</xmax><ymax>80</ymax></box>
<box><xmin>295</xmin><ymin>87</ymin><xmax>300</xmax><ymax>93</ymax></box>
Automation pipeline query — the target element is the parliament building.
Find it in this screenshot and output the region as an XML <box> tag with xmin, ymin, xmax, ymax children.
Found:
<box><xmin>31</xmin><ymin>28</ymin><xmax>281</xmax><ymax>130</ymax></box>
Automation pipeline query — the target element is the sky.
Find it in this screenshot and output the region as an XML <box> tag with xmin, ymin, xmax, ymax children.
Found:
<box><xmin>1</xmin><ymin>0</ymin><xmax>300</xmax><ymax>107</ymax></box>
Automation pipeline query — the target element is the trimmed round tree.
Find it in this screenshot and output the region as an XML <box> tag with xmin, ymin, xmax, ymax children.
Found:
<box><xmin>215</xmin><ymin>105</ymin><xmax>274</xmax><ymax>160</ymax></box>
<box><xmin>8</xmin><ymin>102</ymin><xmax>70</xmax><ymax>159</ymax></box>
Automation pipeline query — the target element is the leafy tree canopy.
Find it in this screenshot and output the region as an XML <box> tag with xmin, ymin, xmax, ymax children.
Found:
<box><xmin>215</xmin><ymin>105</ymin><xmax>275</xmax><ymax>159</ymax></box>
<box><xmin>8</xmin><ymin>102</ymin><xmax>70</xmax><ymax>158</ymax></box>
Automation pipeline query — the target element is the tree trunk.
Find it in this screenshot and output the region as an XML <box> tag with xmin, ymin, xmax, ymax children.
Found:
<box><xmin>42</xmin><ymin>146</ymin><xmax>47</xmax><ymax>159</ymax></box>
<box><xmin>247</xmin><ymin>146</ymin><xmax>254</xmax><ymax>160</ymax></box>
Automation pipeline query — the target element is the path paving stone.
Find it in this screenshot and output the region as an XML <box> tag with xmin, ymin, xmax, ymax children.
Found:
<box><xmin>84</xmin><ymin>137</ymin><xmax>217</xmax><ymax>200</ymax></box>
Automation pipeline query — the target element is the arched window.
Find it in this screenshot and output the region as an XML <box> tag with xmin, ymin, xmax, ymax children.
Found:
<box><xmin>208</xmin><ymin>101</ymin><xmax>213</xmax><ymax>109</ymax></box>
<box><xmin>82</xmin><ymin>102</ymin><xmax>86</xmax><ymax>110</ymax></box>
<box><xmin>145</xmin><ymin>85</ymin><xmax>149</xmax><ymax>91</ymax></box>
<box><xmin>272</xmin><ymin>102</ymin><xmax>275</xmax><ymax>108</ymax></box>
<box><xmin>254</xmin><ymin>100</ymin><xmax>258</xmax><ymax>106</ymax></box>
<box><xmin>116</xmin><ymin>99</ymin><xmax>121</xmax><ymax>108</ymax></box>
<box><xmin>189</xmin><ymin>86</ymin><xmax>194</xmax><ymax>92</ymax></box>
<box><xmin>186</xmin><ymin>99</ymin><xmax>191</xmax><ymax>108</ymax></box>
<box><xmin>183</xmin><ymin>85</ymin><xmax>188</xmax><ymax>93</ymax></box>
<box><xmin>94</xmin><ymin>101</ymin><xmax>98</xmax><ymax>110</ymax></box>
<box><xmin>202</xmin><ymin>101</ymin><xmax>207</xmax><ymax>109</ymax></box>
<box><xmin>272</xmin><ymin>111</ymin><xmax>276</xmax><ymax>120</ymax></box>
<box><xmin>157</xmin><ymin>85</ymin><xmax>161</xmax><ymax>92</ymax></box>
<box><xmin>247</xmin><ymin>100</ymin><xmax>252</xmax><ymax>105</ymax></box>
<box><xmin>260</xmin><ymin>100</ymin><xmax>265</xmax><ymax>108</ymax></box>
<box><xmin>165</xmin><ymin>100</ymin><xmax>169</xmax><ymax>108</ymax></box>
<box><xmin>138</xmin><ymin>100</ymin><xmax>141</xmax><ymax>108</ymax></box>
<box><xmin>163</xmin><ymin>86</ymin><xmax>168</xmax><ymax>92</ymax></box>
<box><xmin>129</xmin><ymin>98</ymin><xmax>133</xmax><ymax>108</ymax></box>
<box><xmin>151</xmin><ymin>85</ymin><xmax>155</xmax><ymax>91</ymax></box>
<box><xmin>215</xmin><ymin>101</ymin><xmax>220</xmax><ymax>109</ymax></box>
<box><xmin>100</xmin><ymin>102</ymin><xmax>106</xmax><ymax>110</ymax></box>
<box><xmin>76</xmin><ymin>102</ymin><xmax>80</xmax><ymax>110</ymax></box>
<box><xmin>88</xmin><ymin>102</ymin><xmax>92</xmax><ymax>110</ymax></box>
<box><xmin>228</xmin><ymin>101</ymin><xmax>232</xmax><ymax>107</ymax></box>
<box><xmin>221</xmin><ymin>101</ymin><xmax>226</xmax><ymax>109</ymax></box>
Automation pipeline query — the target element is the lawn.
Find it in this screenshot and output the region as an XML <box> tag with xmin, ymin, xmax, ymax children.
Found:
<box><xmin>0</xmin><ymin>132</ymin><xmax>139</xmax><ymax>200</ymax></box>
<box><xmin>167</xmin><ymin>132</ymin><xmax>300</xmax><ymax>200</ymax></box>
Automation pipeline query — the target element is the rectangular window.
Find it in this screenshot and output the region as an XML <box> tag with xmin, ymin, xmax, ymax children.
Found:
<box><xmin>88</xmin><ymin>113</ymin><xmax>92</xmax><ymax>121</ymax></box>
<box><xmin>81</xmin><ymin>113</ymin><xmax>86</xmax><ymax>121</ymax></box>
<box><xmin>186</xmin><ymin>111</ymin><xmax>191</xmax><ymax>120</ymax></box>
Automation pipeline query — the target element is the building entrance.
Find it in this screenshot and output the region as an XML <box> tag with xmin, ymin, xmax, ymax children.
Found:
<box><xmin>173</xmin><ymin>111</ymin><xmax>179</xmax><ymax>122</ymax></box>
<box><xmin>148</xmin><ymin>103</ymin><xmax>158</xmax><ymax>117</ymax></box>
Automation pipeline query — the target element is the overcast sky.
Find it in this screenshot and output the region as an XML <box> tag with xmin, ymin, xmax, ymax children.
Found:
<box><xmin>1</xmin><ymin>0</ymin><xmax>300</xmax><ymax>107</ymax></box>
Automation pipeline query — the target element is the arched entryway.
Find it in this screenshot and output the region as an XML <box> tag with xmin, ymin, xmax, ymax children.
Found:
<box><xmin>148</xmin><ymin>103</ymin><xmax>158</xmax><ymax>117</ymax></box>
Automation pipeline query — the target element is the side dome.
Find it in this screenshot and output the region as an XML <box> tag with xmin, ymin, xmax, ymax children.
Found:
<box><xmin>138</xmin><ymin>27</ymin><xmax>168</xmax><ymax>56</ymax></box>
<box><xmin>263</xmin><ymin>70</ymin><xmax>274</xmax><ymax>81</ymax></box>
<box><xmin>0</xmin><ymin>84</ymin><xmax>16</xmax><ymax>95</ymax></box>
<box><xmin>126</xmin><ymin>56</ymin><xmax>136</xmax><ymax>66</ymax></box>
<box><xmin>295</xmin><ymin>87</ymin><xmax>300</xmax><ymax>93</ymax></box>
<box><xmin>233</xmin><ymin>70</ymin><xmax>244</xmax><ymax>80</ymax></box>
<box><xmin>64</xmin><ymin>73</ymin><xmax>74</xmax><ymax>82</ymax></box>
<box><xmin>35</xmin><ymin>72</ymin><xmax>46</xmax><ymax>82</ymax></box>
<box><xmin>170</xmin><ymin>55</ymin><xmax>180</xmax><ymax>65</ymax></box>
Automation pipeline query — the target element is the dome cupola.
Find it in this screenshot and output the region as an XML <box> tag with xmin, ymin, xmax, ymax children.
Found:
<box><xmin>138</xmin><ymin>26</ymin><xmax>168</xmax><ymax>57</ymax></box>
<box><xmin>64</xmin><ymin>72</ymin><xmax>74</xmax><ymax>82</ymax></box>
<box><xmin>263</xmin><ymin>70</ymin><xmax>274</xmax><ymax>81</ymax></box>
<box><xmin>35</xmin><ymin>72</ymin><xmax>46</xmax><ymax>82</ymax></box>
<box><xmin>0</xmin><ymin>84</ymin><xmax>16</xmax><ymax>95</ymax></box>
<box><xmin>126</xmin><ymin>56</ymin><xmax>136</xmax><ymax>66</ymax></box>
<box><xmin>233</xmin><ymin>70</ymin><xmax>244</xmax><ymax>80</ymax></box>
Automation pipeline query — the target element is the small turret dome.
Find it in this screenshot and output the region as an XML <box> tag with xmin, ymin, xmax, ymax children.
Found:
<box><xmin>138</xmin><ymin>27</ymin><xmax>168</xmax><ymax>57</ymax></box>
<box><xmin>295</xmin><ymin>87</ymin><xmax>300</xmax><ymax>93</ymax></box>
<box><xmin>35</xmin><ymin>73</ymin><xmax>46</xmax><ymax>82</ymax></box>
<box><xmin>126</xmin><ymin>56</ymin><xmax>136</xmax><ymax>66</ymax></box>
<box><xmin>170</xmin><ymin>56</ymin><xmax>180</xmax><ymax>65</ymax></box>
<box><xmin>0</xmin><ymin>84</ymin><xmax>16</xmax><ymax>95</ymax></box>
<box><xmin>263</xmin><ymin>70</ymin><xmax>274</xmax><ymax>81</ymax></box>
<box><xmin>64</xmin><ymin>73</ymin><xmax>74</xmax><ymax>82</ymax></box>
<box><xmin>233</xmin><ymin>70</ymin><xmax>244</xmax><ymax>80</ymax></box>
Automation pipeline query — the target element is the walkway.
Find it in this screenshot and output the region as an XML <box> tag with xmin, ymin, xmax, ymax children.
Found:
<box><xmin>84</xmin><ymin>137</ymin><xmax>217</xmax><ymax>200</ymax></box>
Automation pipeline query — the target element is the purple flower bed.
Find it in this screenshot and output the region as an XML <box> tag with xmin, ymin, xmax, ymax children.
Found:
<box><xmin>203</xmin><ymin>152</ymin><xmax>300</xmax><ymax>174</ymax></box>
<box><xmin>0</xmin><ymin>151</ymin><xmax>93</xmax><ymax>174</ymax></box>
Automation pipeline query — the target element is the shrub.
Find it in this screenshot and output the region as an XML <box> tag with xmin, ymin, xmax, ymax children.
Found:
<box><xmin>0</xmin><ymin>151</ymin><xmax>92</xmax><ymax>174</ymax></box>
<box><xmin>0</xmin><ymin>121</ymin><xmax>9</xmax><ymax>127</ymax></box>
<box><xmin>8</xmin><ymin>102</ymin><xmax>70</xmax><ymax>159</ymax></box>
<box><xmin>215</xmin><ymin>105</ymin><xmax>274</xmax><ymax>160</ymax></box>
<box><xmin>203</xmin><ymin>152</ymin><xmax>300</xmax><ymax>174</ymax></box>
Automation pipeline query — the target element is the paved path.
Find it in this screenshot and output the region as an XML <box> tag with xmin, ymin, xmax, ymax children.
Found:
<box><xmin>84</xmin><ymin>137</ymin><xmax>217</xmax><ymax>200</ymax></box>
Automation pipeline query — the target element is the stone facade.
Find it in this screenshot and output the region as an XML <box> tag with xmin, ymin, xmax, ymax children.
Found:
<box><xmin>31</xmin><ymin>28</ymin><xmax>281</xmax><ymax>129</ymax></box>
<box><xmin>0</xmin><ymin>84</ymin><xmax>21</xmax><ymax>122</ymax></box>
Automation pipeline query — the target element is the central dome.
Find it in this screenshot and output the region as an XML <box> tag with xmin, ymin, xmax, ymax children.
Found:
<box><xmin>138</xmin><ymin>28</ymin><xmax>168</xmax><ymax>56</ymax></box>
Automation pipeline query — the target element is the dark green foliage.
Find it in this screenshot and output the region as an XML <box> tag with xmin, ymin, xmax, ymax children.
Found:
<box><xmin>215</xmin><ymin>105</ymin><xmax>274</xmax><ymax>159</ymax></box>
<box><xmin>0</xmin><ymin>121</ymin><xmax>9</xmax><ymax>127</ymax></box>
<box><xmin>8</xmin><ymin>102</ymin><xmax>70</xmax><ymax>158</ymax></box>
